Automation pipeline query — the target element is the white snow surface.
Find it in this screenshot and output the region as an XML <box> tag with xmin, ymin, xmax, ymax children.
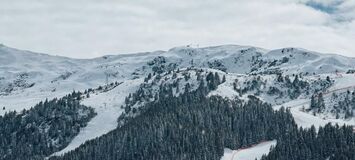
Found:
<box><xmin>274</xmin><ymin>99</ymin><xmax>355</xmax><ymax>129</ymax></box>
<box><xmin>51</xmin><ymin>78</ymin><xmax>143</xmax><ymax>156</ymax></box>
<box><xmin>2</xmin><ymin>44</ymin><xmax>355</xmax><ymax>114</ymax></box>
<box><xmin>208</xmin><ymin>72</ymin><xmax>240</xmax><ymax>99</ymax></box>
<box><xmin>221</xmin><ymin>140</ymin><xmax>277</xmax><ymax>160</ymax></box>
<box><xmin>328</xmin><ymin>74</ymin><xmax>355</xmax><ymax>91</ymax></box>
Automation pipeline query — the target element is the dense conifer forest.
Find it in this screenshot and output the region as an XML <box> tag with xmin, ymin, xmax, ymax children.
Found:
<box><xmin>262</xmin><ymin>124</ymin><xmax>355</xmax><ymax>160</ymax></box>
<box><xmin>50</xmin><ymin>72</ymin><xmax>355</xmax><ymax>160</ymax></box>
<box><xmin>0</xmin><ymin>92</ymin><xmax>96</xmax><ymax>160</ymax></box>
<box><xmin>50</xmin><ymin>73</ymin><xmax>297</xmax><ymax>160</ymax></box>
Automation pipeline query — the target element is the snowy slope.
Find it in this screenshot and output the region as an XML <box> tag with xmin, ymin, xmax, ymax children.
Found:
<box><xmin>273</xmin><ymin>99</ymin><xmax>355</xmax><ymax>129</ymax></box>
<box><xmin>263</xmin><ymin>48</ymin><xmax>355</xmax><ymax>74</ymax></box>
<box><xmin>51</xmin><ymin>78</ymin><xmax>143</xmax><ymax>156</ymax></box>
<box><xmin>1</xmin><ymin>44</ymin><xmax>355</xmax><ymax>103</ymax></box>
<box><xmin>221</xmin><ymin>140</ymin><xmax>277</xmax><ymax>160</ymax></box>
<box><xmin>0</xmin><ymin>45</ymin><xmax>161</xmax><ymax>115</ymax></box>
<box><xmin>272</xmin><ymin>74</ymin><xmax>355</xmax><ymax>128</ymax></box>
<box><xmin>1</xmin><ymin>44</ymin><xmax>355</xmax><ymax>111</ymax></box>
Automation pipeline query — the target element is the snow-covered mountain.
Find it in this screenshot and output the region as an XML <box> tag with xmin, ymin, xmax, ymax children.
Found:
<box><xmin>1</xmin><ymin>44</ymin><xmax>355</xmax><ymax>112</ymax></box>
<box><xmin>1</xmin><ymin>44</ymin><xmax>355</xmax><ymax>159</ymax></box>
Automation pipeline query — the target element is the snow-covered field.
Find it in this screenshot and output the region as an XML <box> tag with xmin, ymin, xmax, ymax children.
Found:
<box><xmin>221</xmin><ymin>140</ymin><xmax>277</xmax><ymax>160</ymax></box>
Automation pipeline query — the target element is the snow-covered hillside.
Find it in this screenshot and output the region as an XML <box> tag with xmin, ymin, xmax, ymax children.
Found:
<box><xmin>51</xmin><ymin>78</ymin><xmax>143</xmax><ymax>156</ymax></box>
<box><xmin>1</xmin><ymin>44</ymin><xmax>355</xmax><ymax>157</ymax></box>
<box><xmin>1</xmin><ymin>44</ymin><xmax>354</xmax><ymax>114</ymax></box>
<box><xmin>1</xmin><ymin>44</ymin><xmax>355</xmax><ymax>107</ymax></box>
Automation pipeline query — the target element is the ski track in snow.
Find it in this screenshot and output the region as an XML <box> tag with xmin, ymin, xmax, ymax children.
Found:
<box><xmin>276</xmin><ymin>99</ymin><xmax>355</xmax><ymax>129</ymax></box>
<box><xmin>273</xmin><ymin>74</ymin><xmax>355</xmax><ymax>129</ymax></box>
<box><xmin>221</xmin><ymin>140</ymin><xmax>277</xmax><ymax>160</ymax></box>
<box><xmin>51</xmin><ymin>78</ymin><xmax>143</xmax><ymax>157</ymax></box>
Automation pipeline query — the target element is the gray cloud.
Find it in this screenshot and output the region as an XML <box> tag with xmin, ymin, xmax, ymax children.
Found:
<box><xmin>305</xmin><ymin>0</ymin><xmax>343</xmax><ymax>14</ymax></box>
<box><xmin>0</xmin><ymin>0</ymin><xmax>354</xmax><ymax>58</ymax></box>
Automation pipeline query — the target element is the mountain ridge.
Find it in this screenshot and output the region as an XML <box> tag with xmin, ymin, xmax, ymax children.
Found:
<box><xmin>1</xmin><ymin>44</ymin><xmax>355</xmax><ymax>111</ymax></box>
<box><xmin>1</xmin><ymin>43</ymin><xmax>355</xmax><ymax>59</ymax></box>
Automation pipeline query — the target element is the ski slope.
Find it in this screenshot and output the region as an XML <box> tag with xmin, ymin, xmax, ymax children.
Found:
<box><xmin>51</xmin><ymin>78</ymin><xmax>143</xmax><ymax>156</ymax></box>
<box><xmin>274</xmin><ymin>99</ymin><xmax>355</xmax><ymax>129</ymax></box>
<box><xmin>221</xmin><ymin>140</ymin><xmax>277</xmax><ymax>160</ymax></box>
<box><xmin>273</xmin><ymin>74</ymin><xmax>355</xmax><ymax>129</ymax></box>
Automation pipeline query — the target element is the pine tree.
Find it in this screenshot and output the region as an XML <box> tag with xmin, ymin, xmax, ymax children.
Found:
<box><xmin>222</xmin><ymin>75</ymin><xmax>226</xmax><ymax>83</ymax></box>
<box><xmin>317</xmin><ymin>93</ymin><xmax>325</xmax><ymax>113</ymax></box>
<box><xmin>277</xmin><ymin>74</ymin><xmax>284</xmax><ymax>83</ymax></box>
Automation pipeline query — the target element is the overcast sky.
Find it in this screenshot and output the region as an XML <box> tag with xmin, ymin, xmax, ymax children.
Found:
<box><xmin>0</xmin><ymin>0</ymin><xmax>354</xmax><ymax>58</ymax></box>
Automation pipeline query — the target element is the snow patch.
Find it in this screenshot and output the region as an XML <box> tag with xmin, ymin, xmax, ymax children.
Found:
<box><xmin>221</xmin><ymin>140</ymin><xmax>277</xmax><ymax>160</ymax></box>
